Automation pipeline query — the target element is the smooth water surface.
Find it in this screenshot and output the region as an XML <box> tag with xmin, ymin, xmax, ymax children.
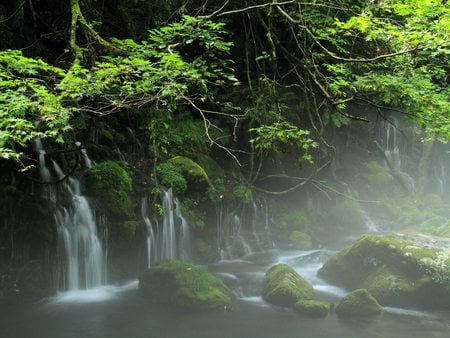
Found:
<box><xmin>1</xmin><ymin>249</ymin><xmax>449</xmax><ymax>338</ymax></box>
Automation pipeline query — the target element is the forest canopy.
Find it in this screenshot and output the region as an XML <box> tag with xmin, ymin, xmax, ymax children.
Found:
<box><xmin>0</xmin><ymin>0</ymin><xmax>448</xmax><ymax>193</ymax></box>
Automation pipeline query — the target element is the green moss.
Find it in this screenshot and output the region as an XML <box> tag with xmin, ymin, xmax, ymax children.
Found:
<box><xmin>232</xmin><ymin>184</ymin><xmax>252</xmax><ymax>204</ymax></box>
<box><xmin>169</xmin><ymin>156</ymin><xmax>213</xmax><ymax>187</ymax></box>
<box><xmin>294</xmin><ymin>299</ymin><xmax>330</xmax><ymax>317</ymax></box>
<box><xmin>335</xmin><ymin>289</ymin><xmax>383</xmax><ymax>317</ymax></box>
<box><xmin>279</xmin><ymin>211</ymin><xmax>312</xmax><ymax>231</ymax></box>
<box><xmin>139</xmin><ymin>260</ymin><xmax>232</xmax><ymax>311</ymax></box>
<box><xmin>262</xmin><ymin>263</ymin><xmax>314</xmax><ymax>307</ymax></box>
<box><xmin>113</xmin><ymin>220</ymin><xmax>138</xmax><ymax>243</ymax></box>
<box><xmin>289</xmin><ymin>231</ymin><xmax>312</xmax><ymax>250</ymax></box>
<box><xmin>85</xmin><ymin>161</ymin><xmax>134</xmax><ymax>220</ymax></box>
<box><xmin>156</xmin><ymin>161</ymin><xmax>187</xmax><ymax>193</ymax></box>
<box><xmin>366</xmin><ymin>161</ymin><xmax>394</xmax><ymax>187</ymax></box>
<box><xmin>181</xmin><ymin>198</ymin><xmax>205</xmax><ymax>229</ymax></box>
<box><xmin>319</xmin><ymin>233</ymin><xmax>450</xmax><ymax>309</ymax></box>
<box><xmin>326</xmin><ymin>202</ymin><xmax>365</xmax><ymax>230</ymax></box>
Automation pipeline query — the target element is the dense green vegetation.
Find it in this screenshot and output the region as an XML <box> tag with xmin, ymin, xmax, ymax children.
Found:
<box><xmin>0</xmin><ymin>1</ymin><xmax>448</xmax><ymax>184</ymax></box>
<box><xmin>0</xmin><ymin>0</ymin><xmax>449</xmax><ymax>299</ymax></box>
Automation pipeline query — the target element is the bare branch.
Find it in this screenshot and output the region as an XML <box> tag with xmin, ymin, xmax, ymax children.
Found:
<box><xmin>180</xmin><ymin>94</ymin><xmax>246</xmax><ymax>166</ymax></box>
<box><xmin>216</xmin><ymin>1</ymin><xmax>296</xmax><ymax>17</ymax></box>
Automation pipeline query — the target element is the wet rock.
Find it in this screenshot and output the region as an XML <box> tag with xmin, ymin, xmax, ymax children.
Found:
<box><xmin>294</xmin><ymin>299</ymin><xmax>330</xmax><ymax>317</ymax></box>
<box><xmin>139</xmin><ymin>259</ymin><xmax>232</xmax><ymax>311</ymax></box>
<box><xmin>335</xmin><ymin>288</ymin><xmax>383</xmax><ymax>317</ymax></box>
<box><xmin>318</xmin><ymin>233</ymin><xmax>450</xmax><ymax>309</ymax></box>
<box><xmin>262</xmin><ymin>263</ymin><xmax>314</xmax><ymax>307</ymax></box>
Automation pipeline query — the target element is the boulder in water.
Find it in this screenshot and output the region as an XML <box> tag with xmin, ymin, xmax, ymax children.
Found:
<box><xmin>262</xmin><ymin>263</ymin><xmax>314</xmax><ymax>307</ymax></box>
<box><xmin>139</xmin><ymin>260</ymin><xmax>232</xmax><ymax>311</ymax></box>
<box><xmin>294</xmin><ymin>299</ymin><xmax>330</xmax><ymax>317</ymax></box>
<box><xmin>335</xmin><ymin>288</ymin><xmax>383</xmax><ymax>317</ymax></box>
<box><xmin>318</xmin><ymin>233</ymin><xmax>450</xmax><ymax>309</ymax></box>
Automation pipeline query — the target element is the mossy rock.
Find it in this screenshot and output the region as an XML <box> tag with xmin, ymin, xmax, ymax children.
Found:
<box><xmin>84</xmin><ymin>161</ymin><xmax>134</xmax><ymax>220</ymax></box>
<box><xmin>139</xmin><ymin>260</ymin><xmax>232</xmax><ymax>311</ymax></box>
<box><xmin>289</xmin><ymin>231</ymin><xmax>312</xmax><ymax>250</ymax></box>
<box><xmin>335</xmin><ymin>289</ymin><xmax>383</xmax><ymax>317</ymax></box>
<box><xmin>111</xmin><ymin>220</ymin><xmax>139</xmax><ymax>245</ymax></box>
<box><xmin>318</xmin><ymin>233</ymin><xmax>450</xmax><ymax>309</ymax></box>
<box><xmin>294</xmin><ymin>299</ymin><xmax>330</xmax><ymax>317</ymax></box>
<box><xmin>366</xmin><ymin>161</ymin><xmax>394</xmax><ymax>187</ymax></box>
<box><xmin>262</xmin><ymin>263</ymin><xmax>314</xmax><ymax>307</ymax></box>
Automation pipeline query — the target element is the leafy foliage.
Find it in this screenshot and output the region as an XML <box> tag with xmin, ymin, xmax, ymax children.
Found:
<box><xmin>0</xmin><ymin>15</ymin><xmax>236</xmax><ymax>168</ymax></box>
<box><xmin>250</xmin><ymin>121</ymin><xmax>318</xmax><ymax>165</ymax></box>
<box><xmin>0</xmin><ymin>50</ymin><xmax>71</xmax><ymax>163</ymax></box>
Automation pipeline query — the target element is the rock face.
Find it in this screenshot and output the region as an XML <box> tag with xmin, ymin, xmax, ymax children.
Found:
<box><xmin>262</xmin><ymin>263</ymin><xmax>314</xmax><ymax>307</ymax></box>
<box><xmin>335</xmin><ymin>288</ymin><xmax>383</xmax><ymax>317</ymax></box>
<box><xmin>318</xmin><ymin>233</ymin><xmax>450</xmax><ymax>309</ymax></box>
<box><xmin>139</xmin><ymin>260</ymin><xmax>232</xmax><ymax>311</ymax></box>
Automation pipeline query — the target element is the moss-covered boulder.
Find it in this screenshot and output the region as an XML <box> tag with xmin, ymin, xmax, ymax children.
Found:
<box><xmin>289</xmin><ymin>231</ymin><xmax>313</xmax><ymax>250</ymax></box>
<box><xmin>318</xmin><ymin>233</ymin><xmax>450</xmax><ymax>309</ymax></box>
<box><xmin>139</xmin><ymin>260</ymin><xmax>232</xmax><ymax>311</ymax></box>
<box><xmin>335</xmin><ymin>289</ymin><xmax>383</xmax><ymax>317</ymax></box>
<box><xmin>262</xmin><ymin>263</ymin><xmax>314</xmax><ymax>307</ymax></box>
<box><xmin>84</xmin><ymin>160</ymin><xmax>134</xmax><ymax>220</ymax></box>
<box><xmin>294</xmin><ymin>299</ymin><xmax>330</xmax><ymax>317</ymax></box>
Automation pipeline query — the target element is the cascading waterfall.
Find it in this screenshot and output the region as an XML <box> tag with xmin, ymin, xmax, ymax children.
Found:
<box><xmin>216</xmin><ymin>197</ymin><xmax>274</xmax><ymax>260</ymax></box>
<box><xmin>141</xmin><ymin>197</ymin><xmax>155</xmax><ymax>268</ymax></box>
<box><xmin>383</xmin><ymin>117</ymin><xmax>402</xmax><ymax>171</ymax></box>
<box><xmin>160</xmin><ymin>189</ymin><xmax>176</xmax><ymax>260</ymax></box>
<box><xmin>380</xmin><ymin>116</ymin><xmax>416</xmax><ymax>193</ymax></box>
<box><xmin>53</xmin><ymin>161</ymin><xmax>106</xmax><ymax>291</ymax></box>
<box><xmin>140</xmin><ymin>188</ymin><xmax>191</xmax><ymax>266</ymax></box>
<box><xmin>34</xmin><ymin>139</ymin><xmax>105</xmax><ymax>291</ymax></box>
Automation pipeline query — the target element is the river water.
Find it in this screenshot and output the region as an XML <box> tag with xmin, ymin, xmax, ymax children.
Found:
<box><xmin>1</xmin><ymin>248</ymin><xmax>449</xmax><ymax>338</ymax></box>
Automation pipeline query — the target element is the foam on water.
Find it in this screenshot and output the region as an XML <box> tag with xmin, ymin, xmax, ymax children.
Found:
<box><xmin>49</xmin><ymin>280</ymin><xmax>138</xmax><ymax>304</ymax></box>
<box><xmin>384</xmin><ymin>306</ymin><xmax>434</xmax><ymax>318</ymax></box>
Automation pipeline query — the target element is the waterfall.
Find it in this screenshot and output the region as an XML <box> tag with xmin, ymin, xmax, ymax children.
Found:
<box><xmin>140</xmin><ymin>188</ymin><xmax>192</xmax><ymax>266</ymax></box>
<box><xmin>383</xmin><ymin>118</ymin><xmax>402</xmax><ymax>171</ymax></box>
<box><xmin>160</xmin><ymin>189</ymin><xmax>176</xmax><ymax>260</ymax></box>
<box><xmin>216</xmin><ymin>198</ymin><xmax>274</xmax><ymax>260</ymax></box>
<box><xmin>75</xmin><ymin>141</ymin><xmax>93</xmax><ymax>168</ymax></box>
<box><xmin>34</xmin><ymin>139</ymin><xmax>105</xmax><ymax>291</ymax></box>
<box><xmin>380</xmin><ymin>116</ymin><xmax>416</xmax><ymax>193</ymax></box>
<box><xmin>175</xmin><ymin>198</ymin><xmax>191</xmax><ymax>261</ymax></box>
<box><xmin>141</xmin><ymin>197</ymin><xmax>155</xmax><ymax>268</ymax></box>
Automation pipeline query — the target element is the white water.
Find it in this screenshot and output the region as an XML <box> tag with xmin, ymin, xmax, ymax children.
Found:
<box><xmin>216</xmin><ymin>199</ymin><xmax>274</xmax><ymax>260</ymax></box>
<box><xmin>140</xmin><ymin>188</ymin><xmax>192</xmax><ymax>267</ymax></box>
<box><xmin>35</xmin><ymin>140</ymin><xmax>105</xmax><ymax>291</ymax></box>
<box><xmin>381</xmin><ymin>116</ymin><xmax>416</xmax><ymax>193</ymax></box>
<box><xmin>49</xmin><ymin>280</ymin><xmax>138</xmax><ymax>304</ymax></box>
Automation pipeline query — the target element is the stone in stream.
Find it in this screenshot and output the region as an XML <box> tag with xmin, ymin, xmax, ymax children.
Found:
<box><xmin>318</xmin><ymin>233</ymin><xmax>450</xmax><ymax>309</ymax></box>
<box><xmin>262</xmin><ymin>263</ymin><xmax>314</xmax><ymax>307</ymax></box>
<box><xmin>335</xmin><ymin>288</ymin><xmax>383</xmax><ymax>317</ymax></box>
<box><xmin>139</xmin><ymin>259</ymin><xmax>233</xmax><ymax>311</ymax></box>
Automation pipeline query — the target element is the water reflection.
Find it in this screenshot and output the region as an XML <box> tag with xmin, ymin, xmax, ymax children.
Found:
<box><xmin>1</xmin><ymin>248</ymin><xmax>449</xmax><ymax>338</ymax></box>
<box><xmin>1</xmin><ymin>282</ymin><xmax>449</xmax><ymax>338</ymax></box>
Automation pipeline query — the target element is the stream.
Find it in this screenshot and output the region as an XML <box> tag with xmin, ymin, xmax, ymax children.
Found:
<box><xmin>1</xmin><ymin>247</ymin><xmax>449</xmax><ymax>338</ymax></box>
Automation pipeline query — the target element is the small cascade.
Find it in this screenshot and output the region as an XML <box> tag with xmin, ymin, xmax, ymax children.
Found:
<box><xmin>175</xmin><ymin>198</ymin><xmax>191</xmax><ymax>261</ymax></box>
<box><xmin>380</xmin><ymin>116</ymin><xmax>416</xmax><ymax>193</ymax></box>
<box><xmin>76</xmin><ymin>141</ymin><xmax>93</xmax><ymax>168</ymax></box>
<box><xmin>160</xmin><ymin>189</ymin><xmax>176</xmax><ymax>259</ymax></box>
<box><xmin>141</xmin><ymin>197</ymin><xmax>155</xmax><ymax>268</ymax></box>
<box><xmin>34</xmin><ymin>139</ymin><xmax>106</xmax><ymax>291</ymax></box>
<box><xmin>383</xmin><ymin>118</ymin><xmax>402</xmax><ymax>171</ymax></box>
<box><xmin>216</xmin><ymin>197</ymin><xmax>274</xmax><ymax>260</ymax></box>
<box><xmin>140</xmin><ymin>188</ymin><xmax>192</xmax><ymax>266</ymax></box>
<box><xmin>53</xmin><ymin>161</ymin><xmax>106</xmax><ymax>291</ymax></box>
